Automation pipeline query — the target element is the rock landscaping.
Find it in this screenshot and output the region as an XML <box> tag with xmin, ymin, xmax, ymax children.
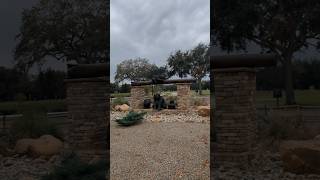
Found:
<box><xmin>14</xmin><ymin>135</ymin><xmax>63</xmax><ymax>157</ymax></box>
<box><xmin>0</xmin><ymin>154</ymin><xmax>62</xmax><ymax>180</ymax></box>
<box><xmin>111</xmin><ymin>111</ymin><xmax>210</xmax><ymax>179</ymax></box>
<box><xmin>212</xmin><ymin>146</ymin><xmax>320</xmax><ymax>180</ymax></box>
<box><xmin>0</xmin><ymin>135</ymin><xmax>64</xmax><ymax>180</ymax></box>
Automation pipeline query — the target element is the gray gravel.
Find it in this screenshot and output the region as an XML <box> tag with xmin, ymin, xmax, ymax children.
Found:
<box><xmin>0</xmin><ymin>155</ymin><xmax>61</xmax><ymax>180</ymax></box>
<box><xmin>211</xmin><ymin>146</ymin><xmax>320</xmax><ymax>180</ymax></box>
<box><xmin>110</xmin><ymin>112</ymin><xmax>210</xmax><ymax>180</ymax></box>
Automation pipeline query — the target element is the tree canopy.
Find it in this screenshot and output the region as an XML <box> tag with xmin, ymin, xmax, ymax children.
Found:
<box><xmin>167</xmin><ymin>50</ymin><xmax>191</xmax><ymax>78</ymax></box>
<box><xmin>115</xmin><ymin>58</ymin><xmax>168</xmax><ymax>83</ymax></box>
<box><xmin>212</xmin><ymin>0</ymin><xmax>320</xmax><ymax>104</ymax></box>
<box><xmin>167</xmin><ymin>43</ymin><xmax>209</xmax><ymax>94</ymax></box>
<box><xmin>14</xmin><ymin>0</ymin><xmax>108</xmax><ymax>72</ymax></box>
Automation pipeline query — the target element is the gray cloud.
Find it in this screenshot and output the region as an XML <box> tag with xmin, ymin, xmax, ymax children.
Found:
<box><xmin>0</xmin><ymin>0</ymin><xmax>37</xmax><ymax>68</ymax></box>
<box><xmin>110</xmin><ymin>0</ymin><xmax>210</xmax><ymax>81</ymax></box>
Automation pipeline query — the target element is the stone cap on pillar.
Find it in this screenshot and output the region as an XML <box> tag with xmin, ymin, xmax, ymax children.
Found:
<box><xmin>65</xmin><ymin>63</ymin><xmax>108</xmax><ymax>82</ymax></box>
<box><xmin>67</xmin><ymin>63</ymin><xmax>108</xmax><ymax>79</ymax></box>
<box><xmin>210</xmin><ymin>53</ymin><xmax>277</xmax><ymax>69</ymax></box>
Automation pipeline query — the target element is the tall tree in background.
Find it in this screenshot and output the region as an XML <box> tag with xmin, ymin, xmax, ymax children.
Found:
<box><xmin>115</xmin><ymin>58</ymin><xmax>168</xmax><ymax>83</ymax></box>
<box><xmin>14</xmin><ymin>0</ymin><xmax>108</xmax><ymax>72</ymax></box>
<box><xmin>167</xmin><ymin>43</ymin><xmax>209</xmax><ymax>95</ymax></box>
<box><xmin>213</xmin><ymin>0</ymin><xmax>320</xmax><ymax>104</ymax></box>
<box><xmin>187</xmin><ymin>43</ymin><xmax>210</xmax><ymax>95</ymax></box>
<box><xmin>32</xmin><ymin>69</ymin><xmax>66</xmax><ymax>100</ymax></box>
<box><xmin>167</xmin><ymin>50</ymin><xmax>191</xmax><ymax>78</ymax></box>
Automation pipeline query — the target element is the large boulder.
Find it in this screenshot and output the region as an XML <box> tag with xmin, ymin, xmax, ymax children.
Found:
<box><xmin>14</xmin><ymin>135</ymin><xmax>63</xmax><ymax>157</ymax></box>
<box><xmin>14</xmin><ymin>139</ymin><xmax>36</xmax><ymax>154</ymax></box>
<box><xmin>115</xmin><ymin>104</ymin><xmax>130</xmax><ymax>112</ymax></box>
<box><xmin>29</xmin><ymin>135</ymin><xmax>63</xmax><ymax>157</ymax></box>
<box><xmin>279</xmin><ymin>140</ymin><xmax>320</xmax><ymax>174</ymax></box>
<box><xmin>197</xmin><ymin>106</ymin><xmax>210</xmax><ymax>117</ymax></box>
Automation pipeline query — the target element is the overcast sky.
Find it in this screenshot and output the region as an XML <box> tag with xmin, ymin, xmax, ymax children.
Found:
<box><xmin>1</xmin><ymin>0</ymin><xmax>319</xmax><ymax>77</ymax></box>
<box><xmin>110</xmin><ymin>0</ymin><xmax>210</xmax><ymax>81</ymax></box>
<box><xmin>0</xmin><ymin>0</ymin><xmax>37</xmax><ymax>68</ymax></box>
<box><xmin>0</xmin><ymin>0</ymin><xmax>66</xmax><ymax>73</ymax></box>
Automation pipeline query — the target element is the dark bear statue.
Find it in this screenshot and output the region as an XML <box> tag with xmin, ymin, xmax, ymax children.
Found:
<box><xmin>167</xmin><ymin>100</ymin><xmax>176</xmax><ymax>109</ymax></box>
<box><xmin>144</xmin><ymin>99</ymin><xmax>152</xmax><ymax>109</ymax></box>
<box><xmin>153</xmin><ymin>93</ymin><xmax>167</xmax><ymax>111</ymax></box>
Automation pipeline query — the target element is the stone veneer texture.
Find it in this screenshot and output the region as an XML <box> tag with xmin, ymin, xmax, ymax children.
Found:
<box><xmin>130</xmin><ymin>86</ymin><xmax>146</xmax><ymax>109</ymax></box>
<box><xmin>177</xmin><ymin>83</ymin><xmax>191</xmax><ymax>110</ymax></box>
<box><xmin>65</xmin><ymin>77</ymin><xmax>109</xmax><ymax>162</ymax></box>
<box><xmin>213</xmin><ymin>68</ymin><xmax>257</xmax><ymax>167</ymax></box>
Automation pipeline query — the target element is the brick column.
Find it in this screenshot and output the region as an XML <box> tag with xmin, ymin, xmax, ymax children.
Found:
<box><xmin>177</xmin><ymin>83</ymin><xmax>191</xmax><ymax>110</ymax></box>
<box><xmin>213</xmin><ymin>68</ymin><xmax>257</xmax><ymax>167</ymax></box>
<box><xmin>130</xmin><ymin>86</ymin><xmax>145</xmax><ymax>109</ymax></box>
<box><xmin>65</xmin><ymin>77</ymin><xmax>108</xmax><ymax>162</ymax></box>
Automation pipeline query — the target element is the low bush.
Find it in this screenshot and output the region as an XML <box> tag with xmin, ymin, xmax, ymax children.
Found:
<box><xmin>192</xmin><ymin>97</ymin><xmax>208</xmax><ymax>106</ymax></box>
<box><xmin>165</xmin><ymin>96</ymin><xmax>177</xmax><ymax>102</ymax></box>
<box><xmin>257</xmin><ymin>112</ymin><xmax>308</xmax><ymax>143</ymax></box>
<box><xmin>116</xmin><ymin>111</ymin><xmax>146</xmax><ymax>126</ymax></box>
<box><xmin>41</xmin><ymin>153</ymin><xmax>107</xmax><ymax>180</ymax></box>
<box><xmin>10</xmin><ymin>107</ymin><xmax>61</xmax><ymax>140</ymax></box>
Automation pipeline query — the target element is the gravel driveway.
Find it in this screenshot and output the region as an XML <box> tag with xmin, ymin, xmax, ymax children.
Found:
<box><xmin>110</xmin><ymin>112</ymin><xmax>210</xmax><ymax>180</ymax></box>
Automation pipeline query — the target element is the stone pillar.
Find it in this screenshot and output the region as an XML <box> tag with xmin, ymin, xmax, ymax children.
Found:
<box><xmin>130</xmin><ymin>86</ymin><xmax>145</xmax><ymax>109</ymax></box>
<box><xmin>177</xmin><ymin>83</ymin><xmax>191</xmax><ymax>110</ymax></box>
<box><xmin>65</xmin><ymin>77</ymin><xmax>108</xmax><ymax>162</ymax></box>
<box><xmin>213</xmin><ymin>68</ymin><xmax>257</xmax><ymax>167</ymax></box>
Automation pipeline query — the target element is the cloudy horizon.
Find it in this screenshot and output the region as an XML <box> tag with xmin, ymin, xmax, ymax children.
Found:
<box><xmin>110</xmin><ymin>0</ymin><xmax>210</xmax><ymax>82</ymax></box>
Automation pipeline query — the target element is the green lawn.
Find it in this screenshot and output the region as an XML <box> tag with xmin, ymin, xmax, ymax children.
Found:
<box><xmin>191</xmin><ymin>89</ymin><xmax>210</xmax><ymax>96</ymax></box>
<box><xmin>256</xmin><ymin>90</ymin><xmax>320</xmax><ymax>107</ymax></box>
<box><xmin>1</xmin><ymin>90</ymin><xmax>319</xmax><ymax>115</ymax></box>
<box><xmin>0</xmin><ymin>99</ymin><xmax>66</xmax><ymax>115</ymax></box>
<box><xmin>111</xmin><ymin>93</ymin><xmax>130</xmax><ymax>98</ymax></box>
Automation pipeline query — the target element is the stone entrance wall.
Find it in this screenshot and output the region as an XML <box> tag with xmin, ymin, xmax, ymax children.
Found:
<box><xmin>130</xmin><ymin>86</ymin><xmax>146</xmax><ymax>109</ymax></box>
<box><xmin>65</xmin><ymin>77</ymin><xmax>109</xmax><ymax>162</ymax></box>
<box><xmin>212</xmin><ymin>68</ymin><xmax>257</xmax><ymax>167</ymax></box>
<box><xmin>176</xmin><ymin>83</ymin><xmax>191</xmax><ymax>110</ymax></box>
<box><xmin>130</xmin><ymin>83</ymin><xmax>191</xmax><ymax>110</ymax></box>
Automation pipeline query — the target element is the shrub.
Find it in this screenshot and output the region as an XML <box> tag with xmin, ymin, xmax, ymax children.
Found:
<box><xmin>116</xmin><ymin>111</ymin><xmax>146</xmax><ymax>126</ymax></box>
<box><xmin>41</xmin><ymin>153</ymin><xmax>107</xmax><ymax>180</ymax></box>
<box><xmin>165</xmin><ymin>95</ymin><xmax>177</xmax><ymax>102</ymax></box>
<box><xmin>112</xmin><ymin>97</ymin><xmax>129</xmax><ymax>107</ymax></box>
<box><xmin>192</xmin><ymin>97</ymin><xmax>207</xmax><ymax>106</ymax></box>
<box><xmin>14</xmin><ymin>93</ymin><xmax>27</xmax><ymax>102</ymax></box>
<box><xmin>10</xmin><ymin>106</ymin><xmax>61</xmax><ymax>140</ymax></box>
<box><xmin>257</xmin><ymin>112</ymin><xmax>307</xmax><ymax>141</ymax></box>
<box><xmin>144</xmin><ymin>85</ymin><xmax>153</xmax><ymax>96</ymax></box>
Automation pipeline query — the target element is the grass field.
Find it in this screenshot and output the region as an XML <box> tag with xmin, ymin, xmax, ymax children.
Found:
<box><xmin>0</xmin><ymin>99</ymin><xmax>66</xmax><ymax>115</ymax></box>
<box><xmin>256</xmin><ymin>90</ymin><xmax>320</xmax><ymax>107</ymax></box>
<box><xmin>1</xmin><ymin>90</ymin><xmax>319</xmax><ymax>114</ymax></box>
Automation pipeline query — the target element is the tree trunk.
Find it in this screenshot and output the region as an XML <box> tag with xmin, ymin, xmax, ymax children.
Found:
<box><xmin>283</xmin><ymin>55</ymin><xmax>296</xmax><ymax>105</ymax></box>
<box><xmin>198</xmin><ymin>78</ymin><xmax>202</xmax><ymax>95</ymax></box>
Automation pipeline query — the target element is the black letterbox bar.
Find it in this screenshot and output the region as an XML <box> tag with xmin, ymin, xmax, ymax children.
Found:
<box><xmin>211</xmin><ymin>54</ymin><xmax>277</xmax><ymax>69</ymax></box>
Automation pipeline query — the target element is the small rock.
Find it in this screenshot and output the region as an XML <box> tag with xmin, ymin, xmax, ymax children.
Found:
<box><xmin>197</xmin><ymin>106</ymin><xmax>210</xmax><ymax>117</ymax></box>
<box><xmin>29</xmin><ymin>135</ymin><xmax>63</xmax><ymax>157</ymax></box>
<box><xmin>3</xmin><ymin>159</ymin><xmax>14</xmax><ymax>167</ymax></box>
<box><xmin>115</xmin><ymin>104</ymin><xmax>130</xmax><ymax>112</ymax></box>
<box><xmin>280</xmin><ymin>140</ymin><xmax>320</xmax><ymax>174</ymax></box>
<box><xmin>14</xmin><ymin>138</ymin><xmax>36</xmax><ymax>154</ymax></box>
<box><xmin>33</xmin><ymin>158</ymin><xmax>46</xmax><ymax>164</ymax></box>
